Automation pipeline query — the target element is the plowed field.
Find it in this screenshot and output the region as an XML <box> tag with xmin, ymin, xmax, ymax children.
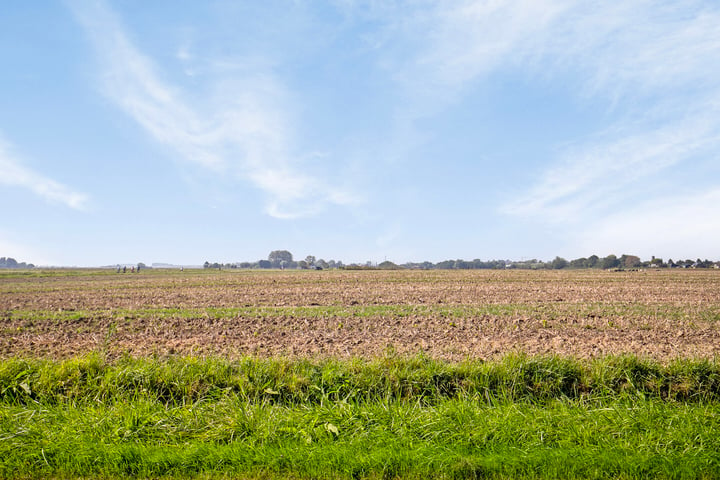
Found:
<box><xmin>1</xmin><ymin>268</ymin><xmax>719</xmax><ymax>360</ymax></box>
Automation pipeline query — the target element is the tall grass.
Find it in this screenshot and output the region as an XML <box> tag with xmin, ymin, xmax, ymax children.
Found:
<box><xmin>1</xmin><ymin>354</ymin><xmax>719</xmax><ymax>478</ymax></box>
<box><xmin>2</xmin><ymin>353</ymin><xmax>719</xmax><ymax>406</ymax></box>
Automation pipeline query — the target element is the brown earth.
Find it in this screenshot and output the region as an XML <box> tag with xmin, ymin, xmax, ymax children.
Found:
<box><xmin>1</xmin><ymin>269</ymin><xmax>719</xmax><ymax>361</ymax></box>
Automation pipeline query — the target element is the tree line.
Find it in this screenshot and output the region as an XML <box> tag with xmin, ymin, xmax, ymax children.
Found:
<box><xmin>413</xmin><ymin>255</ymin><xmax>718</xmax><ymax>270</ymax></box>
<box><xmin>205</xmin><ymin>250</ymin><xmax>344</xmax><ymax>270</ymax></box>
<box><xmin>0</xmin><ymin>257</ymin><xmax>34</xmax><ymax>269</ymax></box>
<box><xmin>204</xmin><ymin>252</ymin><xmax>720</xmax><ymax>271</ymax></box>
<box><xmin>2</xmin><ymin>252</ymin><xmax>717</xmax><ymax>271</ymax></box>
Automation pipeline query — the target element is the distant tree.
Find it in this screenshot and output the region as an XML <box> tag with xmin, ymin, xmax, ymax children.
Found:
<box><xmin>586</xmin><ymin>255</ymin><xmax>599</xmax><ymax>268</ymax></box>
<box><xmin>2</xmin><ymin>257</ymin><xmax>18</xmax><ymax>268</ymax></box>
<box><xmin>600</xmin><ymin>255</ymin><xmax>620</xmax><ymax>269</ymax></box>
<box><xmin>298</xmin><ymin>260</ymin><xmax>309</xmax><ymax>269</ymax></box>
<box><xmin>203</xmin><ymin>261</ymin><xmax>210</xmax><ymax>269</ymax></box>
<box><xmin>551</xmin><ymin>256</ymin><xmax>569</xmax><ymax>269</ymax></box>
<box><xmin>476</xmin><ymin>259</ymin><xmax>494</xmax><ymax>269</ymax></box>
<box><xmin>305</xmin><ymin>255</ymin><xmax>316</xmax><ymax>267</ymax></box>
<box><xmin>258</xmin><ymin>260</ymin><xmax>272</xmax><ymax>269</ymax></box>
<box><xmin>697</xmin><ymin>259</ymin><xmax>714</xmax><ymax>268</ymax></box>
<box><xmin>435</xmin><ymin>260</ymin><xmax>455</xmax><ymax>269</ymax></box>
<box><xmin>268</xmin><ymin>250</ymin><xmax>293</xmax><ymax>268</ymax></box>
<box><xmin>378</xmin><ymin>260</ymin><xmax>400</xmax><ymax>270</ymax></box>
<box><xmin>456</xmin><ymin>260</ymin><xmax>473</xmax><ymax>269</ymax></box>
<box><xmin>570</xmin><ymin>257</ymin><xmax>588</xmax><ymax>269</ymax></box>
<box><xmin>620</xmin><ymin>254</ymin><xmax>641</xmax><ymax>268</ymax></box>
<box><xmin>316</xmin><ymin>259</ymin><xmax>329</xmax><ymax>269</ymax></box>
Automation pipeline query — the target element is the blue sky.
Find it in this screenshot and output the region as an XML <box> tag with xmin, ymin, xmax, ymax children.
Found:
<box><xmin>2</xmin><ymin>0</ymin><xmax>719</xmax><ymax>266</ymax></box>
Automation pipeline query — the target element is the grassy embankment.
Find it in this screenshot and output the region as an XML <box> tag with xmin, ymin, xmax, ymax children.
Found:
<box><xmin>1</xmin><ymin>353</ymin><xmax>719</xmax><ymax>479</ymax></box>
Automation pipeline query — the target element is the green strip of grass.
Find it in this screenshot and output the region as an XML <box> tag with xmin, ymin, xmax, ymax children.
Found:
<box><xmin>2</xmin><ymin>354</ymin><xmax>719</xmax><ymax>405</ymax></box>
<box><xmin>7</xmin><ymin>302</ymin><xmax>720</xmax><ymax>324</ymax></box>
<box><xmin>1</xmin><ymin>393</ymin><xmax>718</xmax><ymax>478</ymax></box>
<box><xmin>1</xmin><ymin>354</ymin><xmax>719</xmax><ymax>479</ymax></box>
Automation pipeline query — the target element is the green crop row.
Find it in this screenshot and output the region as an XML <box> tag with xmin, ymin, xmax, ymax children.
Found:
<box><xmin>6</xmin><ymin>302</ymin><xmax>720</xmax><ymax>324</ymax></box>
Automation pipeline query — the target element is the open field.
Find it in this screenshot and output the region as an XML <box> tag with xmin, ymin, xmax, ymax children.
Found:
<box><xmin>1</xmin><ymin>268</ymin><xmax>720</xmax><ymax>478</ymax></box>
<box><xmin>1</xmin><ymin>268</ymin><xmax>719</xmax><ymax>361</ymax></box>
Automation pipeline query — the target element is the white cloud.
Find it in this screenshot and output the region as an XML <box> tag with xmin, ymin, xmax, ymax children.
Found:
<box><xmin>69</xmin><ymin>0</ymin><xmax>358</xmax><ymax>219</ymax></box>
<box><xmin>0</xmin><ymin>137</ymin><xmax>89</xmax><ymax>210</ymax></box>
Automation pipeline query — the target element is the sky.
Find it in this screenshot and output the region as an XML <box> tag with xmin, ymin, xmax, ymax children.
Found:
<box><xmin>2</xmin><ymin>0</ymin><xmax>720</xmax><ymax>266</ymax></box>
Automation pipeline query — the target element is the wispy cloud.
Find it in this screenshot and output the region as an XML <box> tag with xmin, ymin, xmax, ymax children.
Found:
<box><xmin>353</xmin><ymin>0</ymin><xmax>571</xmax><ymax>114</ymax></box>
<box><xmin>370</xmin><ymin>1</ymin><xmax>720</xmax><ymax>222</ymax></box>
<box><xmin>548</xmin><ymin>2</ymin><xmax>720</xmax><ymax>103</ymax></box>
<box><xmin>67</xmin><ymin>0</ymin><xmax>720</xmax><ymax>229</ymax></box>
<box><xmin>502</xmin><ymin>113</ymin><xmax>720</xmax><ymax>221</ymax></box>
<box><xmin>68</xmin><ymin>0</ymin><xmax>358</xmax><ymax>219</ymax></box>
<box><xmin>0</xmin><ymin>136</ymin><xmax>89</xmax><ymax>210</ymax></box>
<box><xmin>337</xmin><ymin>0</ymin><xmax>720</xmax><ymax>258</ymax></box>
<box><xmin>369</xmin><ymin>1</ymin><xmax>720</xmax><ymax>110</ymax></box>
<box><xmin>502</xmin><ymin>1</ymin><xmax>720</xmax><ymax>223</ymax></box>
<box><xmin>408</xmin><ymin>1</ymin><xmax>567</xmax><ymax>89</ymax></box>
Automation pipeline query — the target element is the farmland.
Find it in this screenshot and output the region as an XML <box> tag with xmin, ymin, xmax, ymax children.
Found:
<box><xmin>1</xmin><ymin>268</ymin><xmax>720</xmax><ymax>478</ymax></box>
<box><xmin>1</xmin><ymin>268</ymin><xmax>719</xmax><ymax>360</ymax></box>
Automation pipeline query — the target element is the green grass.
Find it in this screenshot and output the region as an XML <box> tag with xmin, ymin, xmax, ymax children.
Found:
<box><xmin>3</xmin><ymin>353</ymin><xmax>720</xmax><ymax>405</ymax></box>
<box><xmin>1</xmin><ymin>354</ymin><xmax>719</xmax><ymax>478</ymax></box>
<box><xmin>3</xmin><ymin>396</ymin><xmax>718</xmax><ymax>479</ymax></box>
<box><xmin>6</xmin><ymin>302</ymin><xmax>720</xmax><ymax>325</ymax></box>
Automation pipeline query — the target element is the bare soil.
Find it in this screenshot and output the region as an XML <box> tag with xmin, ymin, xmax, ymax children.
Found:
<box><xmin>1</xmin><ymin>269</ymin><xmax>719</xmax><ymax>361</ymax></box>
